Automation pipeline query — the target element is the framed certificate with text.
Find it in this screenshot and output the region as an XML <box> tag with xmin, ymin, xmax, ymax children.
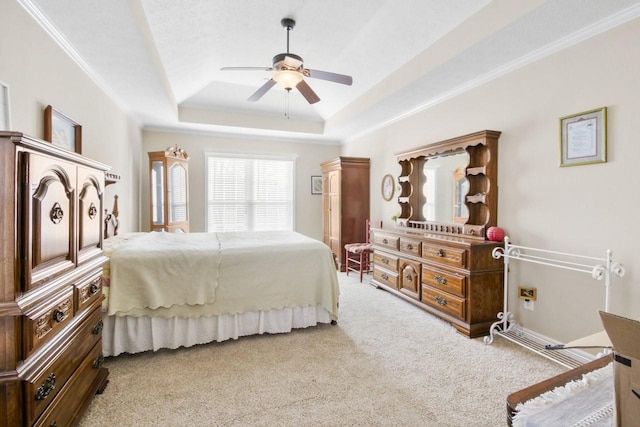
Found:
<box><xmin>559</xmin><ymin>107</ymin><xmax>606</xmax><ymax>167</ymax></box>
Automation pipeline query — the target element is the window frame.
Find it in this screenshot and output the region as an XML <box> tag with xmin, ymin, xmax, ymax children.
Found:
<box><xmin>205</xmin><ymin>151</ymin><xmax>297</xmax><ymax>232</ymax></box>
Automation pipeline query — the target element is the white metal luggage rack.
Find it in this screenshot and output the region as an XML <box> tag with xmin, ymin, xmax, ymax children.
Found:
<box><xmin>484</xmin><ymin>237</ymin><xmax>626</xmax><ymax>369</ymax></box>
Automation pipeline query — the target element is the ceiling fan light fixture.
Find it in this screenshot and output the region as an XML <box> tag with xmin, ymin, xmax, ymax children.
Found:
<box><xmin>273</xmin><ymin>70</ymin><xmax>303</xmax><ymax>90</ymax></box>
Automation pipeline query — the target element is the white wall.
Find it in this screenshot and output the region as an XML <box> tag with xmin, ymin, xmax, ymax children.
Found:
<box><xmin>343</xmin><ymin>18</ymin><xmax>640</xmax><ymax>343</ymax></box>
<box><xmin>141</xmin><ymin>130</ymin><xmax>340</xmax><ymax>239</ymax></box>
<box><xmin>0</xmin><ymin>0</ymin><xmax>142</xmax><ymax>233</ymax></box>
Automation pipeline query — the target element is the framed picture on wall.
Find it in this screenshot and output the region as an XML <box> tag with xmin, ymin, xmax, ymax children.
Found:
<box><xmin>311</xmin><ymin>176</ymin><xmax>322</xmax><ymax>195</ymax></box>
<box><xmin>559</xmin><ymin>107</ymin><xmax>607</xmax><ymax>167</ymax></box>
<box><xmin>44</xmin><ymin>105</ymin><xmax>82</xmax><ymax>154</ymax></box>
<box><xmin>0</xmin><ymin>81</ymin><xmax>10</xmax><ymax>131</ymax></box>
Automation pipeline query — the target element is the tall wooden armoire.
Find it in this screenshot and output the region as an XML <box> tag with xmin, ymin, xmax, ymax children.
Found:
<box><xmin>320</xmin><ymin>157</ymin><xmax>370</xmax><ymax>271</ymax></box>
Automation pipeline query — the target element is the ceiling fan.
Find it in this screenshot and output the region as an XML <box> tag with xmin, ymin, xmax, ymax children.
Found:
<box><xmin>221</xmin><ymin>17</ymin><xmax>353</xmax><ymax>105</ymax></box>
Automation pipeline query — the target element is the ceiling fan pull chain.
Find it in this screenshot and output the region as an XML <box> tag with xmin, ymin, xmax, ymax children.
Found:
<box><xmin>284</xmin><ymin>89</ymin><xmax>290</xmax><ymax>119</ymax></box>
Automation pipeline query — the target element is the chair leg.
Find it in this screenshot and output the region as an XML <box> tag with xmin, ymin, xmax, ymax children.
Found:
<box><xmin>359</xmin><ymin>251</ymin><xmax>365</xmax><ymax>282</ymax></box>
<box><xmin>345</xmin><ymin>249</ymin><xmax>350</xmax><ymax>276</ymax></box>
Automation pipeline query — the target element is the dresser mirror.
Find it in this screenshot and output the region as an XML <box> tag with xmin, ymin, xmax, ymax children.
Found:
<box><xmin>395</xmin><ymin>130</ymin><xmax>500</xmax><ymax>239</ymax></box>
<box><xmin>422</xmin><ymin>151</ymin><xmax>469</xmax><ymax>224</ymax></box>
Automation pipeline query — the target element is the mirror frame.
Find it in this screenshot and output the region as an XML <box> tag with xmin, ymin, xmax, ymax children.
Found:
<box><xmin>394</xmin><ymin>130</ymin><xmax>501</xmax><ymax>240</ymax></box>
<box><xmin>381</xmin><ymin>174</ymin><xmax>395</xmax><ymax>201</ymax></box>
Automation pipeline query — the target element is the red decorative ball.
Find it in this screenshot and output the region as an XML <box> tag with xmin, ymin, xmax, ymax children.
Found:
<box><xmin>486</xmin><ymin>226</ymin><xmax>505</xmax><ymax>242</ymax></box>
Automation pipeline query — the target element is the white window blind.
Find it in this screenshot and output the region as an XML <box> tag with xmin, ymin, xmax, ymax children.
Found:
<box><xmin>206</xmin><ymin>152</ymin><xmax>295</xmax><ymax>232</ymax></box>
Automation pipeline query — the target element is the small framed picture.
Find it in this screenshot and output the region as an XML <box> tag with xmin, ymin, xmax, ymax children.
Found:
<box><xmin>559</xmin><ymin>107</ymin><xmax>606</xmax><ymax>167</ymax></box>
<box><xmin>311</xmin><ymin>176</ymin><xmax>322</xmax><ymax>195</ymax></box>
<box><xmin>0</xmin><ymin>81</ymin><xmax>10</xmax><ymax>131</ymax></box>
<box><xmin>44</xmin><ymin>105</ymin><xmax>82</xmax><ymax>154</ymax></box>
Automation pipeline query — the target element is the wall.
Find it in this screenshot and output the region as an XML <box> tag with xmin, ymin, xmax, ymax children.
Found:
<box><xmin>0</xmin><ymin>0</ymin><xmax>142</xmax><ymax>233</ymax></box>
<box><xmin>343</xmin><ymin>18</ymin><xmax>640</xmax><ymax>343</ymax></box>
<box><xmin>142</xmin><ymin>130</ymin><xmax>340</xmax><ymax>239</ymax></box>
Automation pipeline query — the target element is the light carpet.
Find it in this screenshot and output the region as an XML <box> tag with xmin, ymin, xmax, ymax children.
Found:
<box><xmin>79</xmin><ymin>273</ymin><xmax>566</xmax><ymax>426</ymax></box>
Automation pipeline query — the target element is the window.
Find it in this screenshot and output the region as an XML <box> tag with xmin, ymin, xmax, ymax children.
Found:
<box><xmin>206</xmin><ymin>152</ymin><xmax>296</xmax><ymax>232</ymax></box>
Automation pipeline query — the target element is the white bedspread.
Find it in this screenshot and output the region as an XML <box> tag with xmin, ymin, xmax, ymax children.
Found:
<box><xmin>106</xmin><ymin>231</ymin><xmax>339</xmax><ymax>320</ymax></box>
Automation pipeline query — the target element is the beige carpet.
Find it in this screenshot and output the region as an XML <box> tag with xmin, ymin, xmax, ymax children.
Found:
<box><xmin>79</xmin><ymin>273</ymin><xmax>566</xmax><ymax>426</ymax></box>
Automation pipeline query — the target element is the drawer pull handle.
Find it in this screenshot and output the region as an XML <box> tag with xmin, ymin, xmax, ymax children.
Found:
<box><xmin>381</xmin><ymin>273</ymin><xmax>389</xmax><ymax>280</ymax></box>
<box><xmin>406</xmin><ymin>274</ymin><xmax>412</xmax><ymax>283</ymax></box>
<box><xmin>88</xmin><ymin>202</ymin><xmax>98</xmax><ymax>219</ymax></box>
<box><xmin>50</xmin><ymin>422</ymin><xmax>58</xmax><ymax>427</ymax></box>
<box><xmin>90</xmin><ymin>282</ymin><xmax>100</xmax><ymax>295</ymax></box>
<box><xmin>93</xmin><ymin>354</ymin><xmax>105</xmax><ymax>369</ymax></box>
<box><xmin>52</xmin><ymin>309</ymin><xmax>65</xmax><ymax>323</ymax></box>
<box><xmin>435</xmin><ymin>296</ymin><xmax>447</xmax><ymax>306</ymax></box>
<box><xmin>437</xmin><ymin>249</ymin><xmax>445</xmax><ymax>257</ymax></box>
<box><xmin>434</xmin><ymin>275</ymin><xmax>447</xmax><ymax>285</ymax></box>
<box><xmin>406</xmin><ymin>243</ymin><xmax>413</xmax><ymax>250</ymax></box>
<box><xmin>93</xmin><ymin>319</ymin><xmax>104</xmax><ymax>335</ymax></box>
<box><xmin>382</xmin><ymin>238</ymin><xmax>389</xmax><ymax>244</ymax></box>
<box><xmin>49</xmin><ymin>202</ymin><xmax>64</xmax><ymax>224</ymax></box>
<box><xmin>382</xmin><ymin>258</ymin><xmax>389</xmax><ymax>265</ymax></box>
<box><xmin>35</xmin><ymin>373</ymin><xmax>56</xmax><ymax>401</ymax></box>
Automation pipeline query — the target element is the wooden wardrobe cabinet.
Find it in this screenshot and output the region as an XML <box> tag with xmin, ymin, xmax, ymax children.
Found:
<box><xmin>320</xmin><ymin>157</ymin><xmax>370</xmax><ymax>271</ymax></box>
<box><xmin>0</xmin><ymin>132</ymin><xmax>109</xmax><ymax>426</ymax></box>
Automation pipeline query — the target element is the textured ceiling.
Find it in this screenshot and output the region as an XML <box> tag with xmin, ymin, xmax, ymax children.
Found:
<box><xmin>20</xmin><ymin>0</ymin><xmax>640</xmax><ymax>143</ymax></box>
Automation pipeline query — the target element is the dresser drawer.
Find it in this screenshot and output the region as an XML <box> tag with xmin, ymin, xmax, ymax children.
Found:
<box><xmin>33</xmin><ymin>341</ymin><xmax>104</xmax><ymax>427</ymax></box>
<box><xmin>374</xmin><ymin>251</ymin><xmax>398</xmax><ymax>271</ymax></box>
<box><xmin>421</xmin><ymin>287</ymin><xmax>466</xmax><ymax>321</ymax></box>
<box><xmin>24</xmin><ymin>304</ymin><xmax>103</xmax><ymax>425</ymax></box>
<box><xmin>373</xmin><ymin>233</ymin><xmax>399</xmax><ymax>251</ymax></box>
<box><xmin>373</xmin><ymin>265</ymin><xmax>398</xmax><ymax>289</ymax></box>
<box><xmin>23</xmin><ymin>287</ymin><xmax>75</xmax><ymax>358</ymax></box>
<box><xmin>399</xmin><ymin>237</ymin><xmax>421</xmax><ymax>257</ymax></box>
<box><xmin>422</xmin><ymin>244</ymin><xmax>466</xmax><ymax>268</ymax></box>
<box><xmin>422</xmin><ymin>266</ymin><xmax>466</xmax><ymax>298</ymax></box>
<box><xmin>75</xmin><ymin>271</ymin><xmax>104</xmax><ymax>314</ymax></box>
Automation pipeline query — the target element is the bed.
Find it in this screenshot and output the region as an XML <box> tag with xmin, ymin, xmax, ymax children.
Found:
<box><xmin>101</xmin><ymin>229</ymin><xmax>339</xmax><ymax>356</ymax></box>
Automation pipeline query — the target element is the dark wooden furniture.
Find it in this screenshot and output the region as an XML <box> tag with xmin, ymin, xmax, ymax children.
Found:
<box><xmin>0</xmin><ymin>131</ymin><xmax>110</xmax><ymax>426</ymax></box>
<box><xmin>370</xmin><ymin>130</ymin><xmax>503</xmax><ymax>337</ymax></box>
<box><xmin>371</xmin><ymin>227</ymin><xmax>503</xmax><ymax>337</ymax></box>
<box><xmin>506</xmin><ymin>355</ymin><xmax>612</xmax><ymax>426</ymax></box>
<box><xmin>396</xmin><ymin>130</ymin><xmax>500</xmax><ymax>239</ymax></box>
<box><xmin>320</xmin><ymin>156</ymin><xmax>370</xmax><ymax>271</ymax></box>
<box><xmin>148</xmin><ymin>145</ymin><xmax>189</xmax><ymax>232</ymax></box>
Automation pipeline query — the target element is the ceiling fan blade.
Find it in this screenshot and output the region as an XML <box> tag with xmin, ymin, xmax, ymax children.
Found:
<box><xmin>283</xmin><ymin>55</ymin><xmax>303</xmax><ymax>70</ymax></box>
<box><xmin>296</xmin><ymin>80</ymin><xmax>320</xmax><ymax>104</ymax></box>
<box><xmin>248</xmin><ymin>79</ymin><xmax>277</xmax><ymax>102</ymax></box>
<box><xmin>221</xmin><ymin>66</ymin><xmax>273</xmax><ymax>71</ymax></box>
<box><xmin>305</xmin><ymin>69</ymin><xmax>353</xmax><ymax>85</ymax></box>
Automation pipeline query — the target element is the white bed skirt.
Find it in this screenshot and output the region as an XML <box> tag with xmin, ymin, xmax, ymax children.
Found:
<box><xmin>102</xmin><ymin>305</ymin><xmax>332</xmax><ymax>357</ymax></box>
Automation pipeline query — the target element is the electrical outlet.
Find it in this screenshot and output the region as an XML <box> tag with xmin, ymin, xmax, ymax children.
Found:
<box><xmin>524</xmin><ymin>299</ymin><xmax>534</xmax><ymax>311</ymax></box>
<box><xmin>518</xmin><ymin>287</ymin><xmax>537</xmax><ymax>301</ymax></box>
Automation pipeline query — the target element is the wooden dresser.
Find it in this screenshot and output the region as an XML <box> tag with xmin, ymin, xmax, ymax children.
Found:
<box><xmin>320</xmin><ymin>157</ymin><xmax>370</xmax><ymax>271</ymax></box>
<box><xmin>371</xmin><ymin>227</ymin><xmax>503</xmax><ymax>338</ymax></box>
<box><xmin>0</xmin><ymin>132</ymin><xmax>109</xmax><ymax>426</ymax></box>
<box><xmin>371</xmin><ymin>130</ymin><xmax>504</xmax><ymax>338</ymax></box>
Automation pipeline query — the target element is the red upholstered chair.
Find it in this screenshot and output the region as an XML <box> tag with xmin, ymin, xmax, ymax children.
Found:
<box><xmin>344</xmin><ymin>219</ymin><xmax>382</xmax><ymax>282</ymax></box>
